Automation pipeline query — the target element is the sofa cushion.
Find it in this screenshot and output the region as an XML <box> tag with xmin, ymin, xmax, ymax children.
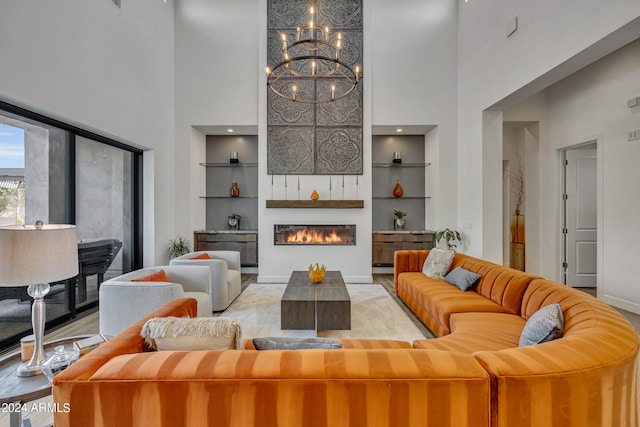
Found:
<box><xmin>397</xmin><ymin>272</ymin><xmax>509</xmax><ymax>336</ymax></box>
<box><xmin>444</xmin><ymin>267</ymin><xmax>481</xmax><ymax>291</ymax></box>
<box><xmin>422</xmin><ymin>248</ymin><xmax>454</xmax><ymax>279</ymax></box>
<box><xmin>252</xmin><ymin>337</ymin><xmax>343</xmax><ymax>350</ymax></box>
<box><xmin>191</xmin><ymin>253</ymin><xmax>211</xmax><ymax>260</ymax></box>
<box><xmin>414</xmin><ymin>312</ymin><xmax>525</xmax><ymax>353</ymax></box>
<box><xmin>519</xmin><ymin>303</ymin><xmax>564</xmax><ymax>347</ymax></box>
<box><xmin>140</xmin><ymin>317</ymin><xmax>242</xmax><ymax>350</ymax></box>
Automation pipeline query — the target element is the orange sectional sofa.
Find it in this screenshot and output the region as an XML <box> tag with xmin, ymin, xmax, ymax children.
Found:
<box><xmin>52</xmin><ymin>249</ymin><xmax>638</xmax><ymax>427</ymax></box>
<box><xmin>395</xmin><ymin>250</ymin><xmax>639</xmax><ymax>427</ymax></box>
<box><xmin>53</xmin><ymin>298</ymin><xmax>491</xmax><ymax>427</ymax></box>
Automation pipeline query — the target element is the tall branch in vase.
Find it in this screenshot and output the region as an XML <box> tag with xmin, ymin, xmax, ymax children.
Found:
<box><xmin>509</xmin><ymin>158</ymin><xmax>525</xmax><ymax>244</ymax></box>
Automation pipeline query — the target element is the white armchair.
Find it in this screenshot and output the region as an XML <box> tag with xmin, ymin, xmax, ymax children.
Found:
<box><xmin>99</xmin><ymin>265</ymin><xmax>213</xmax><ymax>337</ymax></box>
<box><xmin>170</xmin><ymin>251</ymin><xmax>242</xmax><ymax>311</ymax></box>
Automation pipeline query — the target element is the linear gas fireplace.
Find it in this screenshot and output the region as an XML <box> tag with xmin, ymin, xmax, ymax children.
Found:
<box><xmin>274</xmin><ymin>225</ymin><xmax>356</xmax><ymax>246</ymax></box>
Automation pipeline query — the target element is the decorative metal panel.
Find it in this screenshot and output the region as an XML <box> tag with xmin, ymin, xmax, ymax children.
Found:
<box><xmin>268</xmin><ymin>127</ymin><xmax>314</xmax><ymax>174</ymax></box>
<box><xmin>267</xmin><ymin>0</ymin><xmax>363</xmax><ymax>175</ymax></box>
<box><xmin>316</xmin><ymin>80</ymin><xmax>362</xmax><ymax>126</ymax></box>
<box><xmin>315</xmin><ymin>128</ymin><xmax>362</xmax><ymax>174</ymax></box>
<box><xmin>268</xmin><ymin>79</ymin><xmax>315</xmax><ymax>125</ymax></box>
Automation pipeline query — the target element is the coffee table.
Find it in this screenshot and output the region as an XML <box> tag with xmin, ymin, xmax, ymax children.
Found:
<box><xmin>281</xmin><ymin>271</ymin><xmax>351</xmax><ymax>330</ymax></box>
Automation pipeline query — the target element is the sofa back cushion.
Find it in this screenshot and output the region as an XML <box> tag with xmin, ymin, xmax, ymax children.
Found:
<box><xmin>521</xmin><ymin>279</ymin><xmax>599</xmax><ymax>335</ymax></box>
<box><xmin>451</xmin><ymin>253</ymin><xmax>536</xmax><ymax>315</ymax></box>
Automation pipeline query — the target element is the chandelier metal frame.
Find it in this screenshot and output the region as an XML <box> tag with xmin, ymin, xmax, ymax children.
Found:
<box><xmin>266</xmin><ymin>1</ymin><xmax>360</xmax><ymax>104</ymax></box>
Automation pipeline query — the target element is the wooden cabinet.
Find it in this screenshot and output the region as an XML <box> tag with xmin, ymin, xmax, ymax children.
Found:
<box><xmin>194</xmin><ymin>231</ymin><xmax>258</xmax><ymax>267</ymax></box>
<box><xmin>372</xmin><ymin>232</ymin><xmax>434</xmax><ymax>266</ymax></box>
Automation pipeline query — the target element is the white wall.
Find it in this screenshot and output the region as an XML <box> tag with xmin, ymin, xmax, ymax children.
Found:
<box><xmin>372</xmin><ymin>0</ymin><xmax>458</xmax><ymax>233</ymax></box>
<box><xmin>544</xmin><ymin>40</ymin><xmax>640</xmax><ymax>312</ymax></box>
<box><xmin>495</xmin><ymin>29</ymin><xmax>640</xmax><ymax>312</ymax></box>
<box><xmin>457</xmin><ymin>0</ymin><xmax>640</xmax><ymax>262</ymax></box>
<box><xmin>174</xmin><ymin>0</ymin><xmax>260</xmax><ymax>241</ymax></box>
<box><xmin>0</xmin><ymin>0</ymin><xmax>175</xmax><ymax>265</ymax></box>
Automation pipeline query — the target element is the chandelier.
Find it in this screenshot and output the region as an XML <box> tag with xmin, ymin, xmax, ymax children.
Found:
<box><xmin>265</xmin><ymin>0</ymin><xmax>360</xmax><ymax>104</ymax></box>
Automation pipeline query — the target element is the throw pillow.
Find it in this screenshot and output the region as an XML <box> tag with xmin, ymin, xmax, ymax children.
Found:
<box><xmin>191</xmin><ymin>253</ymin><xmax>211</xmax><ymax>260</ymax></box>
<box><xmin>444</xmin><ymin>267</ymin><xmax>481</xmax><ymax>291</ymax></box>
<box><xmin>252</xmin><ymin>337</ymin><xmax>343</xmax><ymax>350</ymax></box>
<box><xmin>422</xmin><ymin>248</ymin><xmax>455</xmax><ymax>279</ymax></box>
<box><xmin>140</xmin><ymin>317</ymin><xmax>243</xmax><ymax>351</ymax></box>
<box><xmin>131</xmin><ymin>269</ymin><xmax>170</xmax><ymax>282</ymax></box>
<box><xmin>519</xmin><ymin>304</ymin><xmax>564</xmax><ymax>347</ymax></box>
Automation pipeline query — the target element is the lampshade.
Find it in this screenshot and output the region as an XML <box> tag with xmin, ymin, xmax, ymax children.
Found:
<box><xmin>0</xmin><ymin>224</ymin><xmax>78</xmax><ymax>287</ymax></box>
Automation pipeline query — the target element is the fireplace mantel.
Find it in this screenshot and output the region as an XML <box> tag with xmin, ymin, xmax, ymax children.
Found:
<box><xmin>266</xmin><ymin>200</ymin><xmax>364</xmax><ymax>209</ymax></box>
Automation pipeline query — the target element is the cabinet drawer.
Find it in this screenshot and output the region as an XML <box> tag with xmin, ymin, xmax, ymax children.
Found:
<box><xmin>196</xmin><ymin>233</ymin><xmax>257</xmax><ymax>243</ymax></box>
<box><xmin>372</xmin><ymin>234</ymin><xmax>403</xmax><ymax>242</ymax></box>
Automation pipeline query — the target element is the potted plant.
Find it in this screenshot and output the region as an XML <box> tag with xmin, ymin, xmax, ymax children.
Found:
<box><xmin>435</xmin><ymin>228</ymin><xmax>462</xmax><ymax>250</ymax></box>
<box><xmin>164</xmin><ymin>235</ymin><xmax>192</xmax><ymax>260</ymax></box>
<box><xmin>228</xmin><ymin>213</ymin><xmax>241</xmax><ymax>231</ymax></box>
<box><xmin>393</xmin><ymin>210</ymin><xmax>407</xmax><ymax>230</ymax></box>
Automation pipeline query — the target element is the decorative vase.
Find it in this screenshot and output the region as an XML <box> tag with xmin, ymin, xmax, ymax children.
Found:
<box><xmin>394</xmin><ymin>218</ymin><xmax>406</xmax><ymax>230</ymax></box>
<box><xmin>393</xmin><ymin>180</ymin><xmax>404</xmax><ymax>198</ymax></box>
<box><xmin>311</xmin><ymin>190</ymin><xmax>319</xmax><ymax>201</ymax></box>
<box><xmin>509</xmin><ymin>210</ymin><xmax>525</xmax><ymax>271</ymax></box>
<box><xmin>308</xmin><ymin>263</ymin><xmax>326</xmax><ymax>284</ymax></box>
<box><xmin>230</xmin><ymin>182</ymin><xmax>240</xmax><ymax>197</ymax></box>
<box><xmin>228</xmin><ymin>217</ymin><xmax>239</xmax><ymax>230</ymax></box>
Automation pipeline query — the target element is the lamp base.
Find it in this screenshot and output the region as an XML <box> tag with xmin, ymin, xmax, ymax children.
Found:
<box><xmin>17</xmin><ymin>362</ymin><xmax>43</xmax><ymax>377</ymax></box>
<box><xmin>15</xmin><ymin>283</ymin><xmax>51</xmax><ymax>377</ymax></box>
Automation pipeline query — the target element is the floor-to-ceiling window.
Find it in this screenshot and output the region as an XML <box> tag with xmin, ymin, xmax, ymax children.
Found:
<box><xmin>0</xmin><ymin>102</ymin><xmax>142</xmax><ymax>349</ymax></box>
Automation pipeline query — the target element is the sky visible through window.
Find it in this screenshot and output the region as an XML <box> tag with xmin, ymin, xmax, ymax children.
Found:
<box><xmin>0</xmin><ymin>123</ymin><xmax>25</xmax><ymax>168</ymax></box>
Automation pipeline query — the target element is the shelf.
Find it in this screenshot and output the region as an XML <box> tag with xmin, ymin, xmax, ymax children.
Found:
<box><xmin>372</xmin><ymin>162</ymin><xmax>431</xmax><ymax>168</ymax></box>
<box><xmin>199</xmin><ymin>162</ymin><xmax>258</xmax><ymax>168</ymax></box>
<box><xmin>200</xmin><ymin>196</ymin><xmax>258</xmax><ymax>199</ymax></box>
<box><xmin>266</xmin><ymin>200</ymin><xmax>364</xmax><ymax>209</ymax></box>
<box><xmin>372</xmin><ymin>196</ymin><xmax>432</xmax><ymax>200</ymax></box>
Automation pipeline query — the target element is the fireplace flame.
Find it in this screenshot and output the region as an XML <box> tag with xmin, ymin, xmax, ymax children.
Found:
<box><xmin>286</xmin><ymin>229</ymin><xmax>345</xmax><ymax>244</ymax></box>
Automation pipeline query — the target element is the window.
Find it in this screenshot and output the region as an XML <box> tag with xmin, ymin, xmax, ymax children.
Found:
<box><xmin>0</xmin><ymin>102</ymin><xmax>143</xmax><ymax>349</ymax></box>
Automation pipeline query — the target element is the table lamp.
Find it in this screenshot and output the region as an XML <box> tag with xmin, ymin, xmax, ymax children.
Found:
<box><xmin>0</xmin><ymin>222</ymin><xmax>78</xmax><ymax>377</ymax></box>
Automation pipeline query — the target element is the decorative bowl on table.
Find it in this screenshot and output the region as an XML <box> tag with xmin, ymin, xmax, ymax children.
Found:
<box><xmin>308</xmin><ymin>263</ymin><xmax>326</xmax><ymax>284</ymax></box>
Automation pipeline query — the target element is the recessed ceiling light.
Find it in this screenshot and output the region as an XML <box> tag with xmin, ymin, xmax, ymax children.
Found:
<box><xmin>227</xmin><ymin>129</ymin><xmax>235</xmax><ymax>133</ymax></box>
<box><xmin>396</xmin><ymin>128</ymin><xmax>403</xmax><ymax>133</ymax></box>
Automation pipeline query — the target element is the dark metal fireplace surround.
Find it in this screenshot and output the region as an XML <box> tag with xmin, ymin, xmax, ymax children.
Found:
<box><xmin>274</xmin><ymin>225</ymin><xmax>356</xmax><ymax>246</ymax></box>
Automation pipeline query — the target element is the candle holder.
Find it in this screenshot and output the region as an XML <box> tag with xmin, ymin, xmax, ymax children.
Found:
<box><xmin>230</xmin><ymin>151</ymin><xmax>239</xmax><ymax>164</ymax></box>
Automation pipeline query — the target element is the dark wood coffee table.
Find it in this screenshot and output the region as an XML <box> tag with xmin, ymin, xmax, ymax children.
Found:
<box><xmin>281</xmin><ymin>271</ymin><xmax>351</xmax><ymax>330</ymax></box>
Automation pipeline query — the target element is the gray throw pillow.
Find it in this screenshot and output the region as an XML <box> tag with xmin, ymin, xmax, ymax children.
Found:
<box><xmin>519</xmin><ymin>304</ymin><xmax>565</xmax><ymax>347</ymax></box>
<box><xmin>253</xmin><ymin>337</ymin><xmax>343</xmax><ymax>350</ymax></box>
<box><xmin>444</xmin><ymin>267</ymin><xmax>481</xmax><ymax>291</ymax></box>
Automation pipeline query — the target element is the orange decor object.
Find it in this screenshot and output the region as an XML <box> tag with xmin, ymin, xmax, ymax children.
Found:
<box><xmin>393</xmin><ymin>180</ymin><xmax>404</xmax><ymax>198</ymax></box>
<box><xmin>230</xmin><ymin>182</ymin><xmax>240</xmax><ymax>197</ymax></box>
<box><xmin>308</xmin><ymin>263</ymin><xmax>326</xmax><ymax>283</ymax></box>
<box><xmin>310</xmin><ymin>190</ymin><xmax>319</xmax><ymax>200</ymax></box>
<box><xmin>190</xmin><ymin>253</ymin><xmax>211</xmax><ymax>260</ymax></box>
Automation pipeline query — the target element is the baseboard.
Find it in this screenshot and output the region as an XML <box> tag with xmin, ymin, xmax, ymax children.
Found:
<box><xmin>601</xmin><ymin>294</ymin><xmax>640</xmax><ymax>315</ymax></box>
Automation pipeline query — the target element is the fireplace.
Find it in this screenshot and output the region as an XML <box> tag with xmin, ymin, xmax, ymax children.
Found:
<box><xmin>274</xmin><ymin>225</ymin><xmax>356</xmax><ymax>246</ymax></box>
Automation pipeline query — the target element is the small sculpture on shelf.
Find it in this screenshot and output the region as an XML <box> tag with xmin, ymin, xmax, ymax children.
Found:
<box><xmin>393</xmin><ymin>210</ymin><xmax>407</xmax><ymax>230</ymax></box>
<box><xmin>311</xmin><ymin>190</ymin><xmax>320</xmax><ymax>201</ymax></box>
<box><xmin>228</xmin><ymin>213</ymin><xmax>241</xmax><ymax>231</ymax></box>
<box><xmin>230</xmin><ymin>182</ymin><xmax>240</xmax><ymax>197</ymax></box>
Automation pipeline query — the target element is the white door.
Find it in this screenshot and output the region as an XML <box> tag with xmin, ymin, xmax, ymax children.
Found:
<box><xmin>564</xmin><ymin>148</ymin><xmax>597</xmax><ymax>287</ymax></box>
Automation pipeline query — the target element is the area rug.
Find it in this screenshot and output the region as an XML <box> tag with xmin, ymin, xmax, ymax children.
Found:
<box><xmin>219</xmin><ymin>284</ymin><xmax>430</xmax><ymax>343</ymax></box>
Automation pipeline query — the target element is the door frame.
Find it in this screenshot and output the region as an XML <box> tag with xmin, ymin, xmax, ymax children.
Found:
<box><xmin>559</xmin><ymin>135</ymin><xmax>603</xmax><ymax>292</ymax></box>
